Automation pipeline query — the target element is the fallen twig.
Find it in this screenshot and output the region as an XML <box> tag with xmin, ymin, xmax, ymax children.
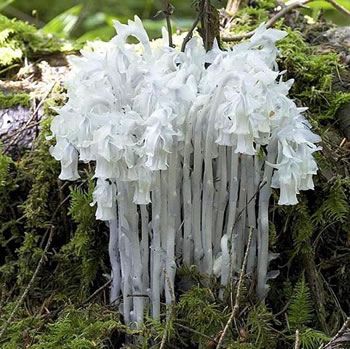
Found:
<box><xmin>175</xmin><ymin>322</ymin><xmax>221</xmax><ymax>346</ymax></box>
<box><xmin>319</xmin><ymin>317</ymin><xmax>350</xmax><ymax>349</ymax></box>
<box><xmin>216</xmin><ymin>226</ymin><xmax>254</xmax><ymax>348</ymax></box>
<box><xmin>81</xmin><ymin>279</ymin><xmax>112</xmax><ymax>306</ymax></box>
<box><xmin>221</xmin><ymin>0</ymin><xmax>242</xmax><ymax>29</ymax></box>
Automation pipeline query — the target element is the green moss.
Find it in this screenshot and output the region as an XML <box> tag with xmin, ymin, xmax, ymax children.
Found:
<box><xmin>230</xmin><ymin>6</ymin><xmax>270</xmax><ymax>34</ymax></box>
<box><xmin>0</xmin><ymin>304</ymin><xmax>130</xmax><ymax>349</ymax></box>
<box><xmin>176</xmin><ymin>286</ymin><xmax>228</xmax><ymax>345</ymax></box>
<box><xmin>325</xmin><ymin>91</ymin><xmax>350</xmax><ymax>120</ymax></box>
<box><xmin>246</xmin><ymin>304</ymin><xmax>278</xmax><ymax>349</ymax></box>
<box><xmin>0</xmin><ymin>15</ymin><xmax>76</xmax><ymax>70</ymax></box>
<box><xmin>277</xmin><ymin>28</ymin><xmax>341</xmax><ymax>115</ymax></box>
<box><xmin>0</xmin><ymin>91</ymin><xmax>31</xmax><ymax>108</ymax></box>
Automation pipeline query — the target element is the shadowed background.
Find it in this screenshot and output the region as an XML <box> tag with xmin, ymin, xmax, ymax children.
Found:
<box><xmin>1</xmin><ymin>0</ymin><xmax>350</xmax><ymax>42</ymax></box>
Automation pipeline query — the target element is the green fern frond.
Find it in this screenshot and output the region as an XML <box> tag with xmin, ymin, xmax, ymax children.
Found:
<box><xmin>247</xmin><ymin>304</ymin><xmax>277</xmax><ymax>349</ymax></box>
<box><xmin>287</xmin><ymin>277</ymin><xmax>313</xmax><ymax>331</ymax></box>
<box><xmin>312</xmin><ymin>178</ymin><xmax>350</xmax><ymax>226</ymax></box>
<box><xmin>68</xmin><ymin>177</ymin><xmax>95</xmax><ymax>225</ymax></box>
<box><xmin>293</xmin><ymin>203</ymin><xmax>314</xmax><ymax>255</ymax></box>
<box><xmin>299</xmin><ymin>328</ymin><xmax>329</xmax><ymax>349</ymax></box>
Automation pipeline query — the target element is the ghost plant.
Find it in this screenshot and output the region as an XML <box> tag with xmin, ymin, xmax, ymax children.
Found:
<box><xmin>50</xmin><ymin>16</ymin><xmax>320</xmax><ymax>326</ymax></box>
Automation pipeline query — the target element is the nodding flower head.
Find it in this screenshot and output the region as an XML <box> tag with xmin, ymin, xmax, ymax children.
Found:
<box><xmin>50</xmin><ymin>138</ymin><xmax>80</xmax><ymax>181</ymax></box>
<box><xmin>91</xmin><ymin>178</ymin><xmax>117</xmax><ymax>221</ymax></box>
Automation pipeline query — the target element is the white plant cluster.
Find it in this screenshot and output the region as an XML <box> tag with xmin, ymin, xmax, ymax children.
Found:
<box><xmin>50</xmin><ymin>16</ymin><xmax>320</xmax><ymax>325</ymax></box>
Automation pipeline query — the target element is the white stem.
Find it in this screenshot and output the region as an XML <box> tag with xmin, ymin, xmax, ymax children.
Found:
<box><xmin>140</xmin><ymin>205</ymin><xmax>150</xmax><ymax>296</ymax></box>
<box><xmin>122</xmin><ymin>183</ymin><xmax>144</xmax><ymax>325</ymax></box>
<box><xmin>202</xmin><ymin>84</ymin><xmax>227</xmax><ymax>274</ymax></box>
<box><xmin>202</xmin><ymin>119</ymin><xmax>214</xmax><ymax>273</ymax></box>
<box><xmin>117</xmin><ymin>182</ymin><xmax>132</xmax><ymax>324</ymax></box>
<box><xmin>233</xmin><ymin>155</ymin><xmax>247</xmax><ymax>273</ymax></box>
<box><xmin>151</xmin><ymin>171</ymin><xmax>162</xmax><ymax>319</ymax></box>
<box><xmin>257</xmin><ymin>142</ymin><xmax>277</xmax><ymax>299</ymax></box>
<box><xmin>175</xmin><ymin>152</ymin><xmax>183</xmax><ymax>260</ymax></box>
<box><xmin>183</xmin><ymin>116</ymin><xmax>193</xmax><ymax>265</ymax></box>
<box><xmin>221</xmin><ymin>151</ymin><xmax>239</xmax><ymax>288</ymax></box>
<box><xmin>109</xmin><ymin>218</ymin><xmax>121</xmax><ymax>303</ymax></box>
<box><xmin>192</xmin><ymin>108</ymin><xmax>204</xmax><ymax>269</ymax></box>
<box><xmin>246</xmin><ymin>155</ymin><xmax>257</xmax><ymax>273</ymax></box>
<box><xmin>214</xmin><ymin>146</ymin><xmax>228</xmax><ymax>257</ymax></box>
<box><xmin>165</xmin><ymin>150</ymin><xmax>178</xmax><ymax>307</ymax></box>
<box><xmin>160</xmin><ymin>170</ymin><xmax>168</xmax><ymax>293</ymax></box>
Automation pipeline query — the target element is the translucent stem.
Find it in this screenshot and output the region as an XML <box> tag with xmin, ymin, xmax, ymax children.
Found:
<box><xmin>151</xmin><ymin>171</ymin><xmax>161</xmax><ymax>319</ymax></box>
<box><xmin>140</xmin><ymin>205</ymin><xmax>150</xmax><ymax>297</ymax></box>
<box><xmin>214</xmin><ymin>146</ymin><xmax>228</xmax><ymax>257</ymax></box>
<box><xmin>233</xmin><ymin>155</ymin><xmax>247</xmax><ymax>273</ymax></box>
<box><xmin>182</xmin><ymin>115</ymin><xmax>193</xmax><ymax>265</ymax></box>
<box><xmin>192</xmin><ymin>109</ymin><xmax>204</xmax><ymax>269</ymax></box>
<box><xmin>117</xmin><ymin>182</ymin><xmax>132</xmax><ymax>323</ymax></box>
<box><xmin>165</xmin><ymin>150</ymin><xmax>178</xmax><ymax>307</ymax></box>
<box><xmin>257</xmin><ymin>142</ymin><xmax>277</xmax><ymax>299</ymax></box>
<box><xmin>108</xmin><ymin>218</ymin><xmax>121</xmax><ymax>303</ymax></box>
<box><xmin>221</xmin><ymin>151</ymin><xmax>239</xmax><ymax>288</ymax></box>
<box><xmin>246</xmin><ymin>155</ymin><xmax>257</xmax><ymax>273</ymax></box>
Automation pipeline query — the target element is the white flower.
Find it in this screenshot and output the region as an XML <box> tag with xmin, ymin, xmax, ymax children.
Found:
<box><xmin>142</xmin><ymin>107</ymin><xmax>178</xmax><ymax>171</ymax></box>
<box><xmin>50</xmin><ymin>138</ymin><xmax>80</xmax><ymax>181</ymax></box>
<box><xmin>91</xmin><ymin>178</ymin><xmax>117</xmax><ymax>220</ymax></box>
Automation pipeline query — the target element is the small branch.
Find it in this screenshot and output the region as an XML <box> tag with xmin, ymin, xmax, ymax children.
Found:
<box><xmin>294</xmin><ymin>329</ymin><xmax>301</xmax><ymax>349</ymax></box>
<box><xmin>216</xmin><ymin>226</ymin><xmax>254</xmax><ymax>349</ymax></box>
<box><xmin>325</xmin><ymin>0</ymin><xmax>350</xmax><ymax>17</ymax></box>
<box><xmin>203</xmin><ymin>0</ymin><xmax>210</xmax><ymax>50</ymax></box>
<box><xmin>222</xmin><ymin>0</ymin><xmax>350</xmax><ymax>42</ymax></box>
<box><xmin>181</xmin><ymin>11</ymin><xmax>202</xmax><ymax>52</ymax></box>
<box><xmin>221</xmin><ymin>0</ymin><xmax>242</xmax><ymax>29</ymax></box>
<box><xmin>81</xmin><ymin>279</ymin><xmax>112</xmax><ymax>306</ymax></box>
<box><xmin>225</xmin><ymin>0</ymin><xmax>241</xmax><ymax>15</ymax></box>
<box><xmin>0</xmin><ymin>227</ymin><xmax>54</xmax><ymax>341</ymax></box>
<box><xmin>163</xmin><ymin>0</ymin><xmax>175</xmax><ymax>48</ymax></box>
<box><xmin>175</xmin><ymin>323</ymin><xmax>220</xmax><ymax>346</ymax></box>
<box><xmin>319</xmin><ymin>317</ymin><xmax>350</xmax><ymax>349</ymax></box>
<box><xmin>221</xmin><ymin>0</ymin><xmax>313</xmax><ymax>42</ymax></box>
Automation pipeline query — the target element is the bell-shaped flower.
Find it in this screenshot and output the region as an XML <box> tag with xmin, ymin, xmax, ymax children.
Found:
<box><xmin>142</xmin><ymin>107</ymin><xmax>178</xmax><ymax>171</ymax></box>
<box><xmin>91</xmin><ymin>178</ymin><xmax>117</xmax><ymax>221</ymax></box>
<box><xmin>50</xmin><ymin>137</ymin><xmax>80</xmax><ymax>181</ymax></box>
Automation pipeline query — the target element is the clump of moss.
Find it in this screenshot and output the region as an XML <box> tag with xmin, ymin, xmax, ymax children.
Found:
<box><xmin>0</xmin><ymin>90</ymin><xmax>30</xmax><ymax>108</ymax></box>
<box><xmin>0</xmin><ymin>304</ymin><xmax>129</xmax><ymax>349</ymax></box>
<box><xmin>277</xmin><ymin>28</ymin><xmax>342</xmax><ymax>117</ymax></box>
<box><xmin>0</xmin><ymin>15</ymin><xmax>75</xmax><ymax>70</ymax></box>
<box><xmin>176</xmin><ymin>286</ymin><xmax>228</xmax><ymax>345</ymax></box>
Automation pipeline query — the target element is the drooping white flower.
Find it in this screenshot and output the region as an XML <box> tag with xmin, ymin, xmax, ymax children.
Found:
<box><xmin>50</xmin><ymin>138</ymin><xmax>80</xmax><ymax>181</ymax></box>
<box><xmin>91</xmin><ymin>178</ymin><xmax>117</xmax><ymax>220</ymax></box>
